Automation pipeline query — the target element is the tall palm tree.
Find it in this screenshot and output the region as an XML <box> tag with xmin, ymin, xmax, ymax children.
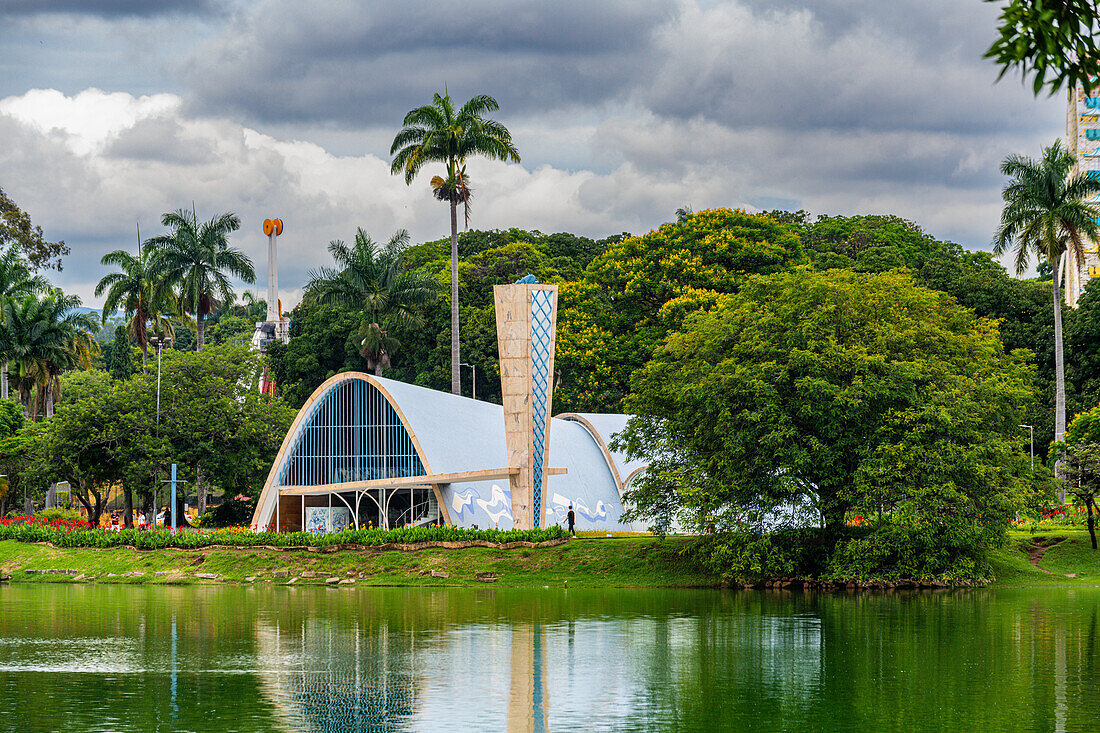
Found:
<box><xmin>95</xmin><ymin>244</ymin><xmax>180</xmax><ymax>373</ymax></box>
<box><xmin>0</xmin><ymin>291</ymin><xmax>99</xmax><ymax>419</ymax></box>
<box><xmin>304</xmin><ymin>228</ymin><xmax>437</xmax><ymax>375</ymax></box>
<box><xmin>146</xmin><ymin>209</ymin><xmax>255</xmax><ymax>350</ymax></box>
<box><xmin>390</xmin><ymin>92</ymin><xmax>520</xmax><ymax>393</ymax></box>
<box><xmin>993</xmin><ymin>139</ymin><xmax>1100</xmax><ymax>477</ymax></box>
<box><xmin>0</xmin><ymin>245</ymin><xmax>49</xmax><ymax>399</ymax></box>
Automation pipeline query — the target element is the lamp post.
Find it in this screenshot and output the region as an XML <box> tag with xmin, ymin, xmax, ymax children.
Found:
<box><xmin>1019</xmin><ymin>424</ymin><xmax>1034</xmax><ymax>472</ymax></box>
<box><xmin>149</xmin><ymin>335</ymin><xmax>170</xmax><ymax>527</ymax></box>
<box><xmin>460</xmin><ymin>362</ymin><xmax>476</xmax><ymax>400</ymax></box>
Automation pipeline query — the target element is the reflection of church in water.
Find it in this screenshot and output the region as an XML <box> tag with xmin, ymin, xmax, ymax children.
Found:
<box><xmin>253</xmin><ymin>615</ymin><xmax>551</xmax><ymax>733</ymax></box>
<box><xmin>1065</xmin><ymin>82</ymin><xmax>1100</xmax><ymax>308</ymax></box>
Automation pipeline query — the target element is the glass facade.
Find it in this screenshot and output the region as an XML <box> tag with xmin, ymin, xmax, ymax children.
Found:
<box><xmin>276</xmin><ymin>378</ymin><xmax>425</xmax><ymax>488</ymax></box>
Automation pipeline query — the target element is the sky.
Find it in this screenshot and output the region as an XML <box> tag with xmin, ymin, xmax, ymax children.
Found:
<box><xmin>0</xmin><ymin>0</ymin><xmax>1066</xmax><ymax>309</ymax></box>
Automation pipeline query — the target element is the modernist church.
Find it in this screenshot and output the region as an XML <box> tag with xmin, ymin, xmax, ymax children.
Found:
<box><xmin>251</xmin><ymin>279</ymin><xmax>646</xmax><ymax>534</ymax></box>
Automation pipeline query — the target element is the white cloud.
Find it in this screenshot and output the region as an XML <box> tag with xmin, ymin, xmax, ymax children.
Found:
<box><xmin>0</xmin><ymin>88</ymin><xmax>731</xmax><ymax>309</ymax></box>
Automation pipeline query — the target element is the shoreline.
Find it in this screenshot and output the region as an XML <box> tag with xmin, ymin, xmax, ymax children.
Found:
<box><xmin>1</xmin><ymin>531</ymin><xmax>1096</xmax><ymax>590</ymax></box>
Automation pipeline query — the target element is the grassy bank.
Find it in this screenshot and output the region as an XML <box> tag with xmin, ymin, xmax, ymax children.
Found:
<box><xmin>2</xmin><ymin>532</ymin><xmax>1098</xmax><ymax>589</ymax></box>
<box><xmin>0</xmin><ymin>537</ymin><xmax>718</xmax><ymax>588</ymax></box>
<box><xmin>987</xmin><ymin>530</ymin><xmax>1100</xmax><ymax>586</ymax></box>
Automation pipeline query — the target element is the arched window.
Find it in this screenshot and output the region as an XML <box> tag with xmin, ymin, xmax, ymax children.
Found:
<box><xmin>276</xmin><ymin>377</ymin><xmax>425</xmax><ymax>487</ymax></box>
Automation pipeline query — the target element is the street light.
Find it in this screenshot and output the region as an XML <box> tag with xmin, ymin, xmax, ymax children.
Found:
<box><xmin>149</xmin><ymin>334</ymin><xmax>171</xmax><ymax>528</ymax></box>
<box><xmin>1019</xmin><ymin>424</ymin><xmax>1034</xmax><ymax>472</ymax></box>
<box><xmin>460</xmin><ymin>362</ymin><xmax>476</xmax><ymax>400</ymax></box>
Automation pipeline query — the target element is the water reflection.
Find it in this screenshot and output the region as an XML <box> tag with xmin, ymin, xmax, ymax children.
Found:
<box><xmin>0</xmin><ymin>586</ymin><xmax>1097</xmax><ymax>732</ymax></box>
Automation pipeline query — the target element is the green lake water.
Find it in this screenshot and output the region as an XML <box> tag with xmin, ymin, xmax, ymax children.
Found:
<box><xmin>0</xmin><ymin>584</ymin><xmax>1096</xmax><ymax>732</ymax></box>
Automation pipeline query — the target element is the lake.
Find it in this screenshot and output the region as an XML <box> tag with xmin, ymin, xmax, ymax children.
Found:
<box><xmin>0</xmin><ymin>584</ymin><xmax>1096</xmax><ymax>732</ymax></box>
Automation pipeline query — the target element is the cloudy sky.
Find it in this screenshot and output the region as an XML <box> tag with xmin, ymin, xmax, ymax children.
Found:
<box><xmin>0</xmin><ymin>0</ymin><xmax>1065</xmax><ymax>308</ymax></box>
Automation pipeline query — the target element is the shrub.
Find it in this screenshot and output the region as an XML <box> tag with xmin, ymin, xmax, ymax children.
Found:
<box><xmin>0</xmin><ymin>521</ymin><xmax>568</xmax><ymax>550</ymax></box>
<box><xmin>690</xmin><ymin>522</ymin><xmax>993</xmax><ymax>584</ymax></box>
<box><xmin>825</xmin><ymin>523</ymin><xmax>990</xmax><ymax>583</ymax></box>
<box><xmin>35</xmin><ymin>508</ymin><xmax>85</xmax><ymax>524</ymax></box>
<box><xmin>209</xmin><ymin>495</ymin><xmax>254</xmax><ymax>527</ymax></box>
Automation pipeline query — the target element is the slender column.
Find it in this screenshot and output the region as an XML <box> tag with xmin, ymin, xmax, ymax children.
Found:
<box><xmin>267</xmin><ymin>230</ymin><xmax>278</xmax><ymax>322</ymax></box>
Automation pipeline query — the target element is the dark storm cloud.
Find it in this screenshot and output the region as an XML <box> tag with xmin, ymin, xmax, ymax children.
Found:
<box><xmin>0</xmin><ymin>0</ymin><xmax>218</xmax><ymax>16</ymax></box>
<box><xmin>639</xmin><ymin>0</ymin><xmax>1042</xmax><ymax>136</ymax></box>
<box><xmin>185</xmin><ymin>0</ymin><xmax>676</xmax><ymax>125</ymax></box>
<box><xmin>184</xmin><ymin>0</ymin><xmax>1047</xmax><ymax>143</ymax></box>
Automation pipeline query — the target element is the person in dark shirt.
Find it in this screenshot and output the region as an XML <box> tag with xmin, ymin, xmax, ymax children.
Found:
<box><xmin>567</xmin><ymin>505</ymin><xmax>576</xmax><ymax>537</ymax></box>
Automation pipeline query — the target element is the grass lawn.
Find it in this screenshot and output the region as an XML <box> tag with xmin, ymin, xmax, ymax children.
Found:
<box><xmin>0</xmin><ymin>536</ymin><xmax>720</xmax><ymax>588</ymax></box>
<box><xmin>989</xmin><ymin>530</ymin><xmax>1100</xmax><ymax>587</ymax></box>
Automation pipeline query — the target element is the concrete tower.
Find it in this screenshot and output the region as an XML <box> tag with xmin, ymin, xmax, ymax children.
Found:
<box><xmin>1064</xmin><ymin>85</ymin><xmax>1100</xmax><ymax>308</ymax></box>
<box><xmin>251</xmin><ymin>218</ymin><xmax>290</xmax><ymax>351</ymax></box>
<box><xmin>493</xmin><ymin>277</ymin><xmax>559</xmax><ymax>530</ymax></box>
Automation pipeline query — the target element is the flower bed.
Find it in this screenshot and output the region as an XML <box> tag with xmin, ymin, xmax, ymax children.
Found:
<box><xmin>0</xmin><ymin>516</ymin><xmax>567</xmax><ymax>550</ymax></box>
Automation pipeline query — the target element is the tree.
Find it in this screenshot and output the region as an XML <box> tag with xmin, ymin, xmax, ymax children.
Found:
<box><xmin>0</xmin><ymin>186</ymin><xmax>69</xmax><ymax>271</ymax></box>
<box><xmin>265</xmin><ymin>303</ymin><xmax>365</xmax><ymax>408</ymax></box>
<box><xmin>146</xmin><ymin>209</ymin><xmax>255</xmax><ymax>350</ymax></box>
<box><xmin>0</xmin><ymin>292</ymin><xmax>99</xmax><ymax>419</ymax></box>
<box><xmin>1059</xmin><ymin>405</ymin><xmax>1100</xmax><ymax>548</ymax></box>
<box><xmin>0</xmin><ymin>244</ymin><xmax>49</xmax><ymax>398</ymax></box>
<box><xmin>616</xmin><ymin>268</ymin><xmax>1034</xmax><ymax>537</ymax></box>
<box><xmin>993</xmin><ymin>140</ymin><xmax>1100</xmax><ymax>474</ymax></box>
<box><xmin>555</xmin><ymin>209</ymin><xmax>805</xmax><ymax>412</ymax></box>
<box><xmin>390</xmin><ymin>92</ymin><xmax>521</xmax><ymax>394</ymax></box>
<box><xmin>101</xmin><ymin>324</ymin><xmax>139</xmax><ymax>381</ymax></box>
<box><xmin>95</xmin><ymin>244</ymin><xmax>181</xmax><ymax>372</ymax></box>
<box><xmin>157</xmin><ymin>346</ymin><xmax>294</xmax><ymax>514</ymax></box>
<box><xmin>985</xmin><ymin>0</ymin><xmax>1100</xmax><ymax>95</ymax></box>
<box><xmin>1058</xmin><ymin>442</ymin><xmax>1100</xmax><ymax>550</ymax></box>
<box><xmin>304</xmin><ymin>228</ymin><xmax>437</xmax><ymax>375</ymax></box>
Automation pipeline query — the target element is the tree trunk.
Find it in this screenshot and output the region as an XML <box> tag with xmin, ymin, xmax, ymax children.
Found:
<box><xmin>1088</xmin><ymin>497</ymin><xmax>1097</xmax><ymax>550</ymax></box>
<box><xmin>45</xmin><ymin>387</ymin><xmax>54</xmax><ymax>418</ymax></box>
<box><xmin>820</xmin><ymin>494</ymin><xmax>849</xmax><ymax>535</ymax></box>
<box><xmin>197</xmin><ymin>465</ymin><xmax>207</xmax><ymax>515</ymax></box>
<box><xmin>1</xmin><ymin>364</ymin><xmax>8</xmax><ymax>400</ymax></box>
<box><xmin>450</xmin><ymin>199</ymin><xmax>460</xmax><ymax>395</ymax></box>
<box><xmin>123</xmin><ymin>486</ymin><xmax>134</xmax><ymax>529</ymax></box>
<box><xmin>140</xmin><ymin>342</ymin><xmax>148</xmax><ymax>375</ymax></box>
<box><xmin>1053</xmin><ymin>253</ymin><xmax>1067</xmax><ymax>493</ymax></box>
<box><xmin>196</xmin><ymin>311</ymin><xmax>205</xmax><ymax>351</ymax></box>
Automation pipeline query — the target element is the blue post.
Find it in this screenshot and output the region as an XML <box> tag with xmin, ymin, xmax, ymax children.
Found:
<box><xmin>171</xmin><ymin>463</ymin><xmax>177</xmax><ymax>532</ymax></box>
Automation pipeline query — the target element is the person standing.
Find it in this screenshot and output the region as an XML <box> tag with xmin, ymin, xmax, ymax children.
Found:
<box><xmin>137</xmin><ymin>512</ymin><xmax>147</xmax><ymax>531</ymax></box>
<box><xmin>567</xmin><ymin>505</ymin><xmax>576</xmax><ymax>537</ymax></box>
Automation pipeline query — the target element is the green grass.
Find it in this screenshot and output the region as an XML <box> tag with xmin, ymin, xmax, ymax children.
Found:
<box><xmin>7</xmin><ymin>531</ymin><xmax>1099</xmax><ymax>590</ymax></box>
<box><xmin>988</xmin><ymin>530</ymin><xmax>1100</xmax><ymax>587</ymax></box>
<box><xmin>0</xmin><ymin>536</ymin><xmax>719</xmax><ymax>588</ymax></box>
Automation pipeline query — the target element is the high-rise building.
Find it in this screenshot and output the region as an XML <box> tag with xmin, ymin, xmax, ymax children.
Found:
<box><xmin>1064</xmin><ymin>84</ymin><xmax>1100</xmax><ymax>308</ymax></box>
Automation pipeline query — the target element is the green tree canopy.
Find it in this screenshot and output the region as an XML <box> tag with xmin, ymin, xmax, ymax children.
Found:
<box><xmin>391</xmin><ymin>91</ymin><xmax>521</xmax><ymax>394</ymax></box>
<box><xmin>985</xmin><ymin>0</ymin><xmax>1100</xmax><ymax>95</ymax></box>
<box><xmin>146</xmin><ymin>209</ymin><xmax>255</xmax><ymax>351</ymax></box>
<box><xmin>0</xmin><ymin>186</ymin><xmax>69</xmax><ymax>271</ymax></box>
<box><xmin>304</xmin><ymin>228</ymin><xmax>437</xmax><ymax>375</ymax></box>
<box><xmin>556</xmin><ymin>209</ymin><xmax>805</xmax><ymax>412</ymax></box>
<box><xmin>616</xmin><ymin>268</ymin><xmax>1035</xmax><ymax>538</ymax></box>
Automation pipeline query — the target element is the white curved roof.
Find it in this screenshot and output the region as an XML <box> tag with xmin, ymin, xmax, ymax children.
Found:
<box><xmin>556</xmin><ymin>412</ymin><xmax>647</xmax><ymax>486</ymax></box>
<box><xmin>254</xmin><ymin>373</ymin><xmax>644</xmax><ymax>531</ymax></box>
<box><xmin>373</xmin><ymin>375</ymin><xmax>508</xmax><ymax>475</ymax></box>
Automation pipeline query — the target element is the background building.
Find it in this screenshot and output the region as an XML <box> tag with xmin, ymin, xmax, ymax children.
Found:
<box><xmin>1064</xmin><ymin>84</ymin><xmax>1100</xmax><ymax>307</ymax></box>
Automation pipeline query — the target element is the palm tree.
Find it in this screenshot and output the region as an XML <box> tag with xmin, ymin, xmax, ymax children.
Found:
<box><xmin>146</xmin><ymin>209</ymin><xmax>255</xmax><ymax>350</ymax></box>
<box><xmin>0</xmin><ymin>291</ymin><xmax>99</xmax><ymax>419</ymax></box>
<box><xmin>0</xmin><ymin>245</ymin><xmax>49</xmax><ymax>399</ymax></box>
<box><xmin>304</xmin><ymin>228</ymin><xmax>437</xmax><ymax>375</ymax></box>
<box><xmin>993</xmin><ymin>140</ymin><xmax>1100</xmax><ymax>477</ymax></box>
<box><xmin>390</xmin><ymin>92</ymin><xmax>520</xmax><ymax>393</ymax></box>
<box><xmin>95</xmin><ymin>244</ymin><xmax>180</xmax><ymax>373</ymax></box>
